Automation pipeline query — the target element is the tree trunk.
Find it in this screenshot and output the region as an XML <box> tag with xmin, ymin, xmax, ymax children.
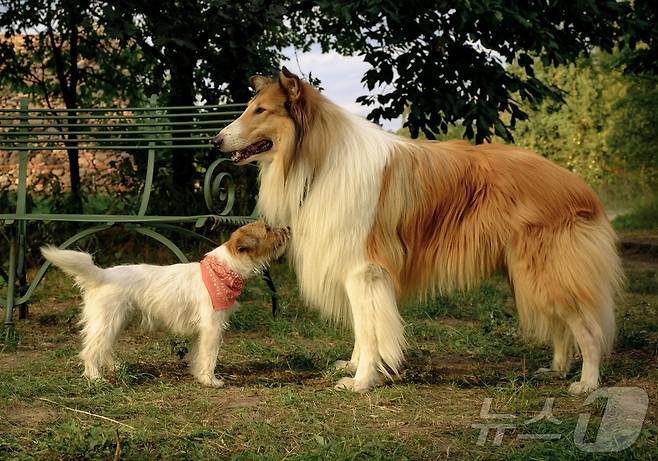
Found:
<box><xmin>168</xmin><ymin>47</ymin><xmax>197</xmax><ymax>192</ymax></box>
<box><xmin>65</xmin><ymin>5</ymin><xmax>82</xmax><ymax>212</ymax></box>
<box><xmin>65</xmin><ymin>118</ymin><xmax>82</xmax><ymax>210</ymax></box>
<box><xmin>48</xmin><ymin>5</ymin><xmax>83</xmax><ymax>212</ymax></box>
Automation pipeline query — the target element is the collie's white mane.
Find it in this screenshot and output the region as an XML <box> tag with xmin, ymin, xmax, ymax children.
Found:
<box><xmin>257</xmin><ymin>97</ymin><xmax>401</xmax><ymax>325</ymax></box>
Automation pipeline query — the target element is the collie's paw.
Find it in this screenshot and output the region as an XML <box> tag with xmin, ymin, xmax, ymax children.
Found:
<box><xmin>534</xmin><ymin>367</ymin><xmax>552</xmax><ymax>375</ymax></box>
<box><xmin>333</xmin><ymin>360</ymin><xmax>357</xmax><ymax>373</ymax></box>
<box><xmin>334</xmin><ymin>377</ymin><xmax>368</xmax><ymax>393</ymax></box>
<box><xmin>334</xmin><ymin>375</ymin><xmax>384</xmax><ymax>393</ymax></box>
<box><xmin>197</xmin><ymin>376</ymin><xmax>225</xmax><ymax>388</ymax></box>
<box><xmin>569</xmin><ymin>380</ymin><xmax>598</xmax><ymax>395</ymax></box>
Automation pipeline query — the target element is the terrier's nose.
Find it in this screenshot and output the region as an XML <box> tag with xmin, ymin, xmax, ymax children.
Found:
<box><xmin>211</xmin><ymin>134</ymin><xmax>223</xmax><ymax>148</ymax></box>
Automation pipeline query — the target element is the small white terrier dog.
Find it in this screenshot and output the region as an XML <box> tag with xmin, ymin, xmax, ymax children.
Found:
<box><xmin>41</xmin><ymin>221</ymin><xmax>289</xmax><ymax>388</ymax></box>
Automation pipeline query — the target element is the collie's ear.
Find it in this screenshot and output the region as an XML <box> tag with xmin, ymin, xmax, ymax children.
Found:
<box><xmin>279</xmin><ymin>66</ymin><xmax>302</xmax><ymax>103</ymax></box>
<box><xmin>249</xmin><ymin>75</ymin><xmax>272</xmax><ymax>92</ymax></box>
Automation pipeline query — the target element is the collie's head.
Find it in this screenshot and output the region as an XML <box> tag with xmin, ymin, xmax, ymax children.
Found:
<box><xmin>213</xmin><ymin>66</ymin><xmax>323</xmax><ymax>178</ymax></box>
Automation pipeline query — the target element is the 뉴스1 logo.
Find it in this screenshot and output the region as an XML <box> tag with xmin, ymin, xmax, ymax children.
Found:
<box><xmin>574</xmin><ymin>387</ymin><xmax>648</xmax><ymax>452</ymax></box>
<box><xmin>472</xmin><ymin>387</ymin><xmax>648</xmax><ymax>452</ymax></box>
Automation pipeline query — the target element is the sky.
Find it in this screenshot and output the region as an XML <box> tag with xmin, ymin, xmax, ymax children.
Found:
<box><xmin>282</xmin><ymin>45</ymin><xmax>402</xmax><ymax>132</ymax></box>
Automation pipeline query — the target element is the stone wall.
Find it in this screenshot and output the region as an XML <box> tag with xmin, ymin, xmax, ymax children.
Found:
<box><xmin>0</xmin><ymin>150</ymin><xmax>135</xmax><ymax>192</ymax></box>
<box><xmin>1</xmin><ymin>88</ymin><xmax>136</xmax><ymax>194</ymax></box>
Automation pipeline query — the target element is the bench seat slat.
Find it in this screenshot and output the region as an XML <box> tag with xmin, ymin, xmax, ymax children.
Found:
<box><xmin>7</xmin><ymin>136</ymin><xmax>215</xmax><ymax>144</ymax></box>
<box><xmin>0</xmin><ymin>119</ymin><xmax>233</xmax><ymax>129</ymax></box>
<box><xmin>2</xmin><ymin>127</ymin><xmax>221</xmax><ymax>136</ymax></box>
<box><xmin>0</xmin><ymin>111</ymin><xmax>244</xmax><ymax>121</ymax></box>
<box><xmin>0</xmin><ymin>144</ymin><xmax>220</xmax><ymax>150</ymax></box>
<box><xmin>0</xmin><ymin>103</ymin><xmax>246</xmax><ymax>113</ymax></box>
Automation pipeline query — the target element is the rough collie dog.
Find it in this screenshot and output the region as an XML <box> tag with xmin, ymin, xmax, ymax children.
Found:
<box><xmin>213</xmin><ymin>67</ymin><xmax>623</xmax><ymax>395</ymax></box>
<box><xmin>41</xmin><ymin>222</ymin><xmax>289</xmax><ymax>387</ymax></box>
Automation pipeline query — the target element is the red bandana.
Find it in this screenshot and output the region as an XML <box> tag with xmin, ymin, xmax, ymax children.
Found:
<box><xmin>200</xmin><ymin>255</ymin><xmax>245</xmax><ymax>310</ymax></box>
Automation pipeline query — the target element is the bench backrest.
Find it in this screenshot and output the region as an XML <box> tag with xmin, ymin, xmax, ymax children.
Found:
<box><xmin>0</xmin><ymin>96</ymin><xmax>245</xmax><ymax>216</ymax></box>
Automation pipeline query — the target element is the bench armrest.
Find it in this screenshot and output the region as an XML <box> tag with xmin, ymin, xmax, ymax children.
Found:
<box><xmin>203</xmin><ymin>157</ymin><xmax>241</xmax><ymax>216</ymax></box>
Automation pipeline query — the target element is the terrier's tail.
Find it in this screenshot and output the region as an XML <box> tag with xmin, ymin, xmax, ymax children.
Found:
<box><xmin>40</xmin><ymin>246</ymin><xmax>105</xmax><ymax>288</ymax></box>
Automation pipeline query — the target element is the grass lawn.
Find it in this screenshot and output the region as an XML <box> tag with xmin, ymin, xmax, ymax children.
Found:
<box><xmin>1</xmin><ymin>241</ymin><xmax>657</xmax><ymax>460</ymax></box>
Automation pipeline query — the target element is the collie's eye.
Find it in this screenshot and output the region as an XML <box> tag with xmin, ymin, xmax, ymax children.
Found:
<box><xmin>254</xmin><ymin>107</ymin><xmax>266</xmax><ymax>114</ymax></box>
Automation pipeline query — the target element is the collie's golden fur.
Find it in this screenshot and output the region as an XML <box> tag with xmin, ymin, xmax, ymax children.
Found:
<box><xmin>214</xmin><ymin>67</ymin><xmax>623</xmax><ymax>394</ymax></box>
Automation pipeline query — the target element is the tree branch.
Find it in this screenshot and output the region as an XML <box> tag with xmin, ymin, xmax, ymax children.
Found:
<box><xmin>132</xmin><ymin>34</ymin><xmax>166</xmax><ymax>62</ymax></box>
<box><xmin>47</xmin><ymin>22</ymin><xmax>73</xmax><ymax>108</ymax></box>
<box><xmin>68</xmin><ymin>5</ymin><xmax>79</xmax><ymax>108</ymax></box>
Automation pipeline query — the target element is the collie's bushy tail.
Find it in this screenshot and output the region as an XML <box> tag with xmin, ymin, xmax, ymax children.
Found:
<box><xmin>40</xmin><ymin>246</ymin><xmax>105</xmax><ymax>288</ymax></box>
<box><xmin>566</xmin><ymin>217</ymin><xmax>623</xmax><ymax>357</ymax></box>
<box><xmin>510</xmin><ymin>215</ymin><xmax>623</xmax><ymax>356</ymax></box>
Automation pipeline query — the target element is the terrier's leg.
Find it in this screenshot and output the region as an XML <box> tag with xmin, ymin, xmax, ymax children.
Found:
<box><xmin>189</xmin><ymin>324</ymin><xmax>224</xmax><ymax>388</ymax></box>
<box><xmin>79</xmin><ymin>300</ymin><xmax>127</xmax><ymax>381</ymax></box>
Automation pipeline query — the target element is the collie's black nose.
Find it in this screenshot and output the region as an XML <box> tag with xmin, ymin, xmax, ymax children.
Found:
<box><xmin>211</xmin><ymin>134</ymin><xmax>223</xmax><ymax>148</ymax></box>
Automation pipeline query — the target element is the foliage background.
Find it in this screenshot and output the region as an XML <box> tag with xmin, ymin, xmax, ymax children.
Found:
<box><xmin>0</xmin><ymin>1</ymin><xmax>656</xmax><ymax>232</ymax></box>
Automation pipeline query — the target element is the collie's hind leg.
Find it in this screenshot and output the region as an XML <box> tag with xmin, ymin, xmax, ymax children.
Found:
<box><xmin>535</xmin><ymin>322</ymin><xmax>574</xmax><ymax>378</ymax></box>
<box><xmin>550</xmin><ymin>323</ymin><xmax>574</xmax><ymax>377</ymax></box>
<box><xmin>335</xmin><ymin>264</ymin><xmax>406</xmax><ymax>392</ymax></box>
<box><xmin>564</xmin><ymin>311</ymin><xmax>602</xmax><ymax>395</ymax></box>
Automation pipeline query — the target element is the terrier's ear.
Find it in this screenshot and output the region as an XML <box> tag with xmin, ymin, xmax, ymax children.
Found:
<box><xmin>249</xmin><ymin>75</ymin><xmax>273</xmax><ymax>92</ymax></box>
<box><xmin>235</xmin><ymin>235</ymin><xmax>258</xmax><ymax>254</ymax></box>
<box><xmin>279</xmin><ymin>66</ymin><xmax>302</xmax><ymax>103</ymax></box>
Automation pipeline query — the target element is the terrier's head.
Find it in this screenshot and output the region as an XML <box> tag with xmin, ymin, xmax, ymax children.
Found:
<box><xmin>216</xmin><ymin>221</ymin><xmax>290</xmax><ymax>278</ymax></box>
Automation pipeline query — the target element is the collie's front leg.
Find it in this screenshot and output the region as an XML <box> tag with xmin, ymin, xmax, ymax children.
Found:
<box><xmin>335</xmin><ymin>264</ymin><xmax>406</xmax><ymax>392</ymax></box>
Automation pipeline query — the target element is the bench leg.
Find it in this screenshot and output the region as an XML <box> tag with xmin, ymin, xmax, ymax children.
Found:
<box><xmin>3</xmin><ymin>229</ymin><xmax>17</xmax><ymax>345</ymax></box>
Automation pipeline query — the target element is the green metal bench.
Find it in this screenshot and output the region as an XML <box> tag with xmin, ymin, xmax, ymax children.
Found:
<box><xmin>0</xmin><ymin>96</ymin><xmax>258</xmax><ymax>343</ymax></box>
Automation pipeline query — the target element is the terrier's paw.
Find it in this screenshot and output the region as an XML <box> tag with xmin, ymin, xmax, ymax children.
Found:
<box><xmin>83</xmin><ymin>370</ymin><xmax>103</xmax><ymax>381</ymax></box>
<box><xmin>569</xmin><ymin>380</ymin><xmax>599</xmax><ymax>395</ymax></box>
<box><xmin>333</xmin><ymin>360</ymin><xmax>357</xmax><ymax>374</ymax></box>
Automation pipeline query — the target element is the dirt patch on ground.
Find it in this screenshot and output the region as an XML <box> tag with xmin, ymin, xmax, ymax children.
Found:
<box><xmin>0</xmin><ymin>349</ymin><xmax>42</xmax><ymax>368</ymax></box>
<box><xmin>403</xmin><ymin>351</ymin><xmax>525</xmax><ymax>386</ymax></box>
<box><xmin>1</xmin><ymin>401</ymin><xmax>59</xmax><ymax>427</ymax></box>
<box><xmin>620</xmin><ymin>232</ymin><xmax>658</xmax><ymax>269</ymax></box>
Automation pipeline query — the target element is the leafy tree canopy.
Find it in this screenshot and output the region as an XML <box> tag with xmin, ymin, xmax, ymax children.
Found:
<box><xmin>0</xmin><ymin>0</ymin><xmax>152</xmax><ymax>206</ymax></box>
<box><xmin>101</xmin><ymin>0</ymin><xmax>298</xmax><ymax>106</ymax></box>
<box><xmin>514</xmin><ymin>51</ymin><xmax>658</xmax><ymax>207</ymax></box>
<box><xmin>2</xmin><ymin>0</ymin><xmax>655</xmax><ymax>202</ymax></box>
<box><xmin>292</xmin><ymin>0</ymin><xmax>629</xmax><ymax>142</ymax></box>
<box><xmin>0</xmin><ymin>0</ymin><xmax>149</xmax><ymax>108</ymax></box>
<box><xmin>618</xmin><ymin>0</ymin><xmax>658</xmax><ymax>76</ymax></box>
